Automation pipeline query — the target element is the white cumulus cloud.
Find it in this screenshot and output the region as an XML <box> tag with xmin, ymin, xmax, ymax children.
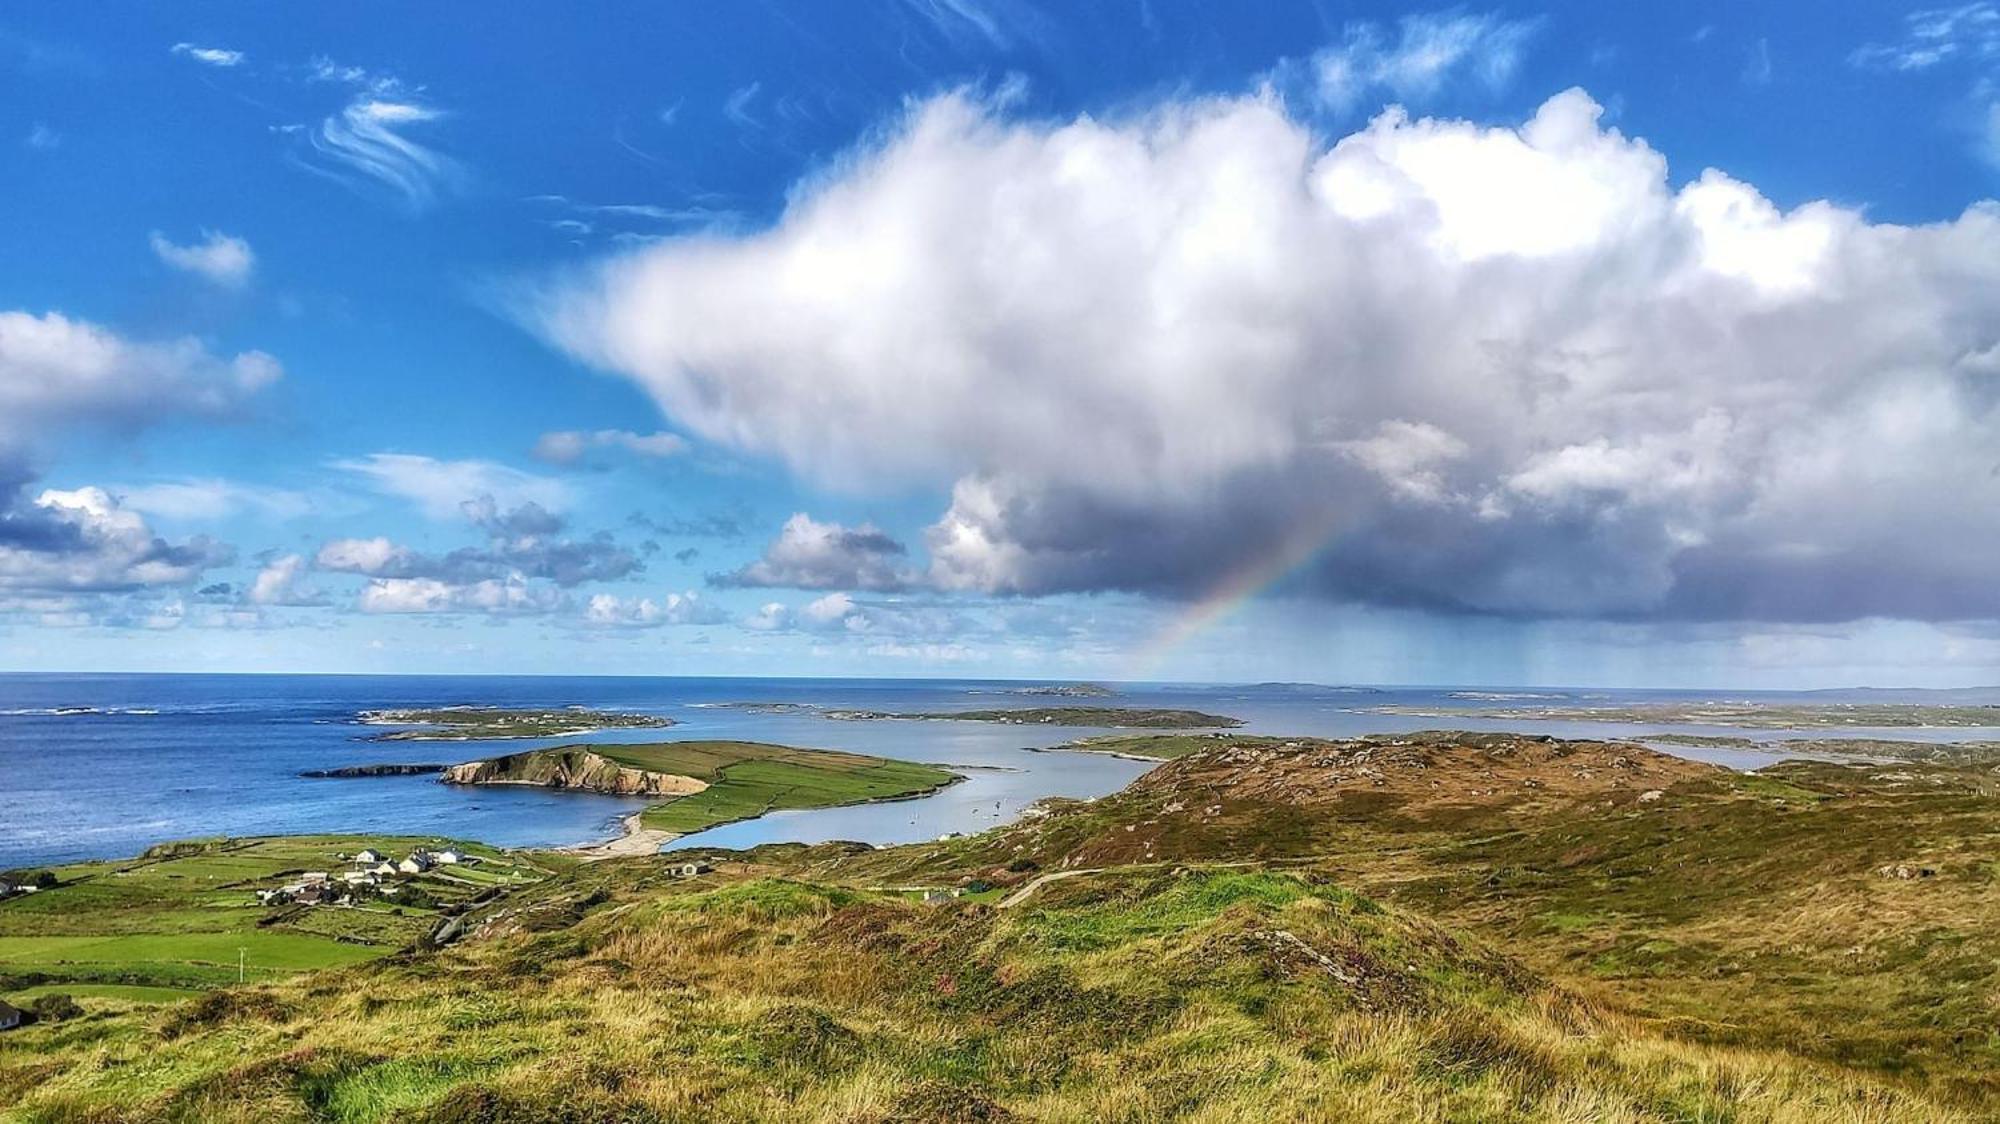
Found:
<box><xmin>536</xmin><ymin>85</ymin><xmax>2000</xmax><ymax>624</ymax></box>
<box><xmin>0</xmin><ymin>310</ymin><xmax>279</xmax><ymax>453</ymax></box>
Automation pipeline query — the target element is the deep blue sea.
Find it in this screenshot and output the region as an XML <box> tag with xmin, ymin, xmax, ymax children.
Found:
<box><xmin>3</xmin><ymin>673</ymin><xmax>1997</xmax><ymax>869</ymax></box>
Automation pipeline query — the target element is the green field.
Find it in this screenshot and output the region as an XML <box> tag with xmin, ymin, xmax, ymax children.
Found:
<box><xmin>575</xmin><ymin>741</ymin><xmax>958</xmax><ymax>834</ymax></box>
<box><xmin>0</xmin><ymin>835</ymin><xmax>551</xmax><ymax>997</ymax></box>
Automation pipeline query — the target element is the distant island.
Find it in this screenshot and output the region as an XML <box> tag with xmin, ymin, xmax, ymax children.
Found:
<box><xmin>356</xmin><ymin>706</ymin><xmax>676</xmax><ymax>741</ymax></box>
<box><xmin>705</xmin><ymin>702</ymin><xmax>1242</xmax><ymax>728</ymax></box>
<box><xmin>1361</xmin><ymin>700</ymin><xmax>2000</xmax><ymax>729</ymax></box>
<box><xmin>999</xmin><ymin>682</ymin><xmax>1116</xmax><ymax>697</ymax></box>
<box><xmin>1644</xmin><ymin>733</ymin><xmax>2000</xmax><ymax>765</ymax></box>
<box><xmin>828</xmin><ymin>705</ymin><xmax>1243</xmax><ymax>728</ymax></box>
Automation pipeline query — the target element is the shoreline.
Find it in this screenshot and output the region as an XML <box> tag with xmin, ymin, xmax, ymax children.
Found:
<box><xmin>562</xmin><ymin>811</ymin><xmax>680</xmax><ymax>861</ymax></box>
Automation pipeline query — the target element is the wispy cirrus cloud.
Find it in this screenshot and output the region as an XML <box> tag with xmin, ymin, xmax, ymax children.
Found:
<box><xmin>291</xmin><ymin>59</ymin><xmax>460</xmax><ymax>210</ymax></box>
<box><xmin>1851</xmin><ymin>3</ymin><xmax>1999</xmax><ymax>71</ymax></box>
<box><xmin>332</xmin><ymin>454</ymin><xmax>570</xmax><ymax>522</ymax></box>
<box><xmin>110</xmin><ymin>478</ymin><xmax>314</xmax><ymax>522</ymax></box>
<box><xmin>531</xmin><ymin>428</ymin><xmax>688</xmax><ymax>466</ymax></box>
<box><xmin>1284</xmin><ymin>9</ymin><xmax>1541</xmax><ymax>113</ymax></box>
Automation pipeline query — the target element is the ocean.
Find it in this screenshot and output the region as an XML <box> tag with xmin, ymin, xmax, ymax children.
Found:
<box><xmin>4</xmin><ymin>673</ymin><xmax>1996</xmax><ymax>869</ymax></box>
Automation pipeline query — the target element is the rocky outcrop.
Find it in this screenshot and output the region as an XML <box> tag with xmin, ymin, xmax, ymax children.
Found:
<box><xmin>439</xmin><ymin>749</ymin><xmax>708</xmax><ymax>798</ymax></box>
<box><xmin>301</xmin><ymin>763</ymin><xmax>448</xmax><ymax>778</ymax></box>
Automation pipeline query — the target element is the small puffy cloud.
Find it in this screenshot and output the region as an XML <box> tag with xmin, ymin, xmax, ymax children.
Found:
<box><xmin>334</xmin><ymin>454</ymin><xmax>570</xmax><ymax>521</ymax></box>
<box><xmin>315</xmin><ymin>536</ymin><xmax>415</xmax><ymax>576</ymax></box>
<box><xmin>461</xmin><ymin>495</ymin><xmax>565</xmax><ymax>537</ymax></box>
<box><xmin>1295</xmin><ymin>9</ymin><xmax>1539</xmax><ymax>113</ymax></box>
<box><xmin>580</xmin><ymin>590</ymin><xmax>725</xmax><ymax>628</ymax></box>
<box><xmin>531</xmin><ymin>428</ymin><xmax>689</xmax><ymax>465</ymax></box>
<box><xmin>0</xmin><ymin>484</ymin><xmax>231</xmax><ymax>594</ymax></box>
<box><xmin>713</xmin><ymin>513</ymin><xmax>916</xmax><ymax>592</ymax></box>
<box><xmin>0</xmin><ymin>310</ymin><xmax>279</xmax><ymax>452</ymax></box>
<box><xmin>246</xmin><ymin>553</ymin><xmax>325</xmax><ymax>606</ymax></box>
<box><xmin>149</xmin><ymin>230</ymin><xmax>255</xmax><ymax>288</ymax></box>
<box><xmin>356</xmin><ymin>573</ymin><xmax>565</xmax><ymax>615</ymax></box>
<box><xmin>170</xmin><ymin>43</ymin><xmax>243</xmax><ymax>67</ymax></box>
<box><xmin>743</xmin><ymin>601</ymin><xmax>792</xmax><ymax>631</ymax></box>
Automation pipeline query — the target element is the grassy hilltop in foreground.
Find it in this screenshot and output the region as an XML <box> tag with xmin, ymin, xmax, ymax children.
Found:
<box><xmin>6</xmin><ymin>731</ymin><xmax>2000</xmax><ymax>1121</ymax></box>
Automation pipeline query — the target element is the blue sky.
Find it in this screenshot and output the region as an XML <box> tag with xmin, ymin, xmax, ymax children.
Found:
<box><xmin>4</xmin><ymin>2</ymin><xmax>2000</xmax><ymax>687</ymax></box>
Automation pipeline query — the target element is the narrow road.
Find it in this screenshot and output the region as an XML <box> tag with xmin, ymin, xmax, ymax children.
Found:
<box><xmin>998</xmin><ymin>867</ymin><xmax>1101</xmax><ymax>908</ymax></box>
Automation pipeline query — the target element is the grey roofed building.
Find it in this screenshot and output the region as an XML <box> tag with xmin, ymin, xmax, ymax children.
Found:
<box><xmin>0</xmin><ymin>1001</ymin><xmax>23</xmax><ymax>1031</ymax></box>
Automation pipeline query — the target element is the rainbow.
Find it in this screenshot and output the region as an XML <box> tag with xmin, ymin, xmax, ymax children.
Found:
<box><xmin>1122</xmin><ymin>505</ymin><xmax>1345</xmax><ymax>680</ymax></box>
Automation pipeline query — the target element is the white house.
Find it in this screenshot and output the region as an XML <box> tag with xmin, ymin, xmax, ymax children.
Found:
<box><xmin>301</xmin><ymin>871</ymin><xmax>329</xmax><ymax>885</ymax></box>
<box><xmin>354</xmin><ymin>849</ymin><xmax>384</xmax><ymax>864</ymax></box>
<box><xmin>434</xmin><ymin>849</ymin><xmax>464</xmax><ymax>865</ymax></box>
<box><xmin>370</xmin><ymin>862</ymin><xmax>399</xmax><ymax>877</ymax></box>
<box><xmin>398</xmin><ymin>855</ymin><xmax>432</xmax><ymax>875</ymax></box>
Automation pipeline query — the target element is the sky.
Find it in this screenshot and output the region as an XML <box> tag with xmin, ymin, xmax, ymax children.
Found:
<box><xmin>3</xmin><ymin>1</ymin><xmax>2000</xmax><ymax>688</ymax></box>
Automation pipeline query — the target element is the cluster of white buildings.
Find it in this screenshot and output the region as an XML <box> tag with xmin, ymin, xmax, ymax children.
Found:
<box><xmin>254</xmin><ymin>847</ymin><xmax>469</xmax><ymax>907</ymax></box>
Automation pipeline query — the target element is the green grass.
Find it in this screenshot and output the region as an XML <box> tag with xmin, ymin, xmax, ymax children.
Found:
<box><xmin>3</xmin><ymin>982</ymin><xmax>196</xmax><ymax>1004</ymax></box>
<box><xmin>8</xmin><ymin>735</ymin><xmax>2000</xmax><ymax>1121</ymax></box>
<box><xmin>0</xmin><ymin>860</ymin><xmax>1967</xmax><ymax>1123</ymax></box>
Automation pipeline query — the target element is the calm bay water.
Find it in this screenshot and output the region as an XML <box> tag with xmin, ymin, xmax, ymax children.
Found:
<box><xmin>2</xmin><ymin>673</ymin><xmax>1996</xmax><ymax>869</ymax></box>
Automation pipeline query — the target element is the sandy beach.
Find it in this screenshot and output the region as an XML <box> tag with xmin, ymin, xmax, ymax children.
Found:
<box><xmin>566</xmin><ymin>811</ymin><xmax>678</xmax><ymax>861</ymax></box>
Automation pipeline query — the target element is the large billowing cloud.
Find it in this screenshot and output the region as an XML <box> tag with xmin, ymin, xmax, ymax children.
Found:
<box><xmin>537</xmin><ymin>87</ymin><xmax>2000</xmax><ymax>623</ymax></box>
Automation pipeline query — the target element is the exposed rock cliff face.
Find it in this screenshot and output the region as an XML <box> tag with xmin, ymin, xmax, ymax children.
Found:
<box><xmin>440</xmin><ymin>749</ymin><xmax>708</xmax><ymax>798</ymax></box>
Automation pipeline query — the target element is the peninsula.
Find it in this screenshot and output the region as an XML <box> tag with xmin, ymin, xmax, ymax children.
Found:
<box><xmin>438</xmin><ymin>739</ymin><xmax>960</xmax><ymax>852</ymax></box>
